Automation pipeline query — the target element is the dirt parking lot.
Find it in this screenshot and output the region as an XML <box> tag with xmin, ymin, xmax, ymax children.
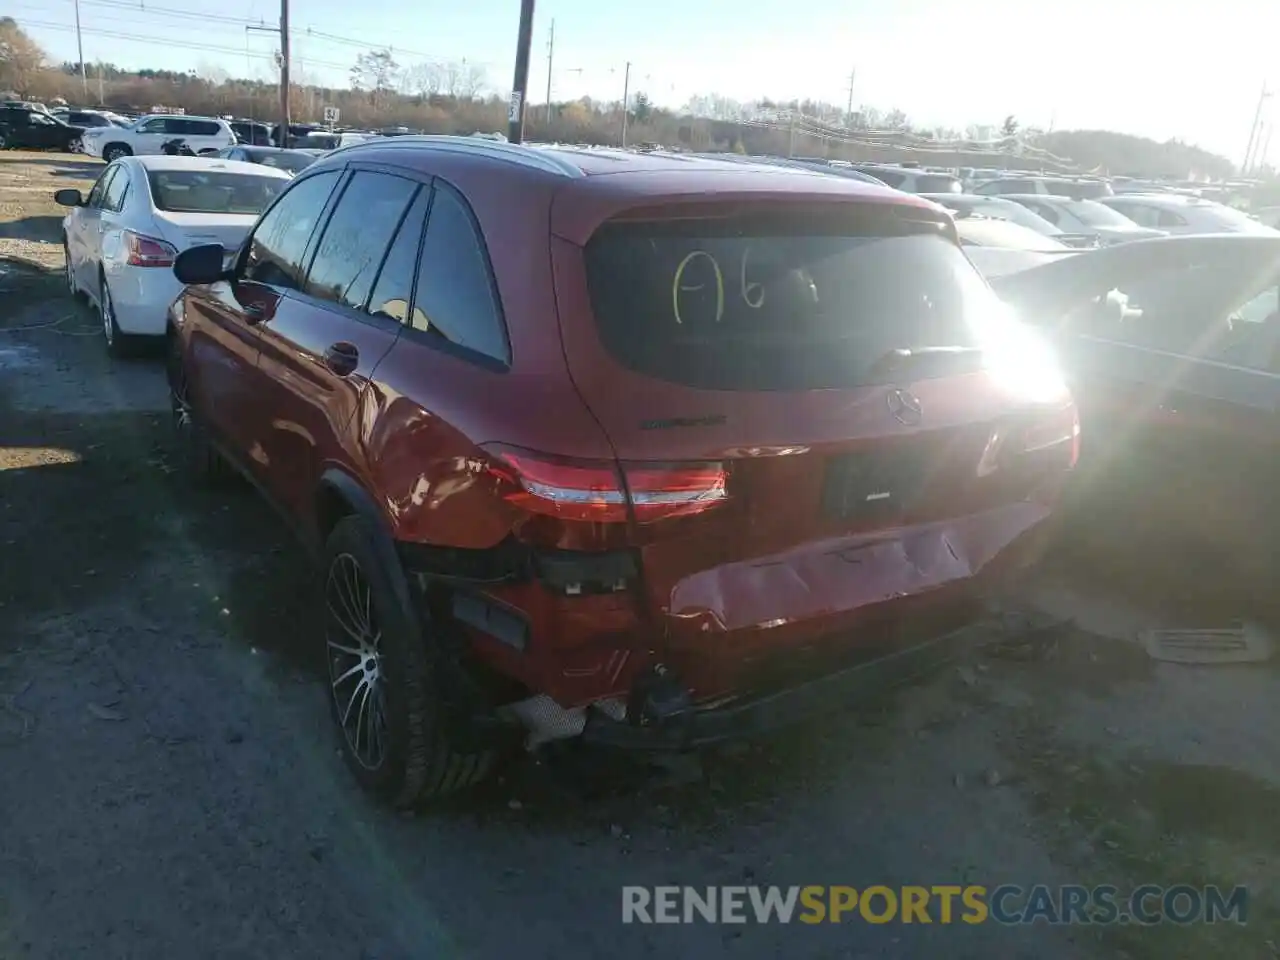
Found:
<box><xmin>2</xmin><ymin>151</ymin><xmax>1280</xmax><ymax>960</ymax></box>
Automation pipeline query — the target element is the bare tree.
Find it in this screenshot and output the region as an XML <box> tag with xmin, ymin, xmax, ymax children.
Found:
<box><xmin>455</xmin><ymin>61</ymin><xmax>486</xmax><ymax>100</ymax></box>
<box><xmin>350</xmin><ymin>49</ymin><xmax>399</xmax><ymax>104</ymax></box>
<box><xmin>401</xmin><ymin>62</ymin><xmax>442</xmax><ymax>98</ymax></box>
<box><xmin>0</xmin><ymin>18</ymin><xmax>46</xmax><ymax>94</ymax></box>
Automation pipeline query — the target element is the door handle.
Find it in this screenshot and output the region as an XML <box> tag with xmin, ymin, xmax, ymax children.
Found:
<box><xmin>324</xmin><ymin>342</ymin><xmax>359</xmax><ymax>376</ymax></box>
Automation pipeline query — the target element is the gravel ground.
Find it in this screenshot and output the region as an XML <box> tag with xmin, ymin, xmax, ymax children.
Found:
<box><xmin>2</xmin><ymin>152</ymin><xmax>1279</xmax><ymax>960</ymax></box>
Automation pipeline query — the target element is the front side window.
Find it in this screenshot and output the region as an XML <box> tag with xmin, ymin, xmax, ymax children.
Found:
<box><xmin>242</xmin><ymin>170</ymin><xmax>340</xmax><ymax>290</ymax></box>
<box><xmin>304</xmin><ymin>172</ymin><xmax>420</xmax><ymax>311</ymax></box>
<box><xmin>585</xmin><ymin>211</ymin><xmax>995</xmax><ymax>390</ymax></box>
<box><xmin>86</xmin><ymin>166</ymin><xmax>117</xmax><ymax>207</ymax></box>
<box><xmin>102</xmin><ymin>167</ymin><xmax>130</xmax><ymax>211</ymax></box>
<box><xmin>137</xmin><ymin>117</ymin><xmax>169</xmax><ymax>134</ymax></box>
<box><xmin>410</xmin><ymin>185</ymin><xmax>509</xmax><ymax>363</ymax></box>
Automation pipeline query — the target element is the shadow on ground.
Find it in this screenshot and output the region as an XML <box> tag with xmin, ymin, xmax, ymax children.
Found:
<box><xmin>0</xmin><ymin>215</ymin><xmax>65</xmax><ymax>243</ymax></box>
<box><xmin>0</xmin><ymin>156</ymin><xmax>101</xmax><ymax>172</ymax></box>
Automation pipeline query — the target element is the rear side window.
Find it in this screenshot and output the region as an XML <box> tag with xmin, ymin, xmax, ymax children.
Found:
<box><xmin>243</xmin><ymin>170</ymin><xmax>340</xmax><ymax>290</ymax></box>
<box><xmin>410</xmin><ymin>185</ymin><xmax>509</xmax><ymax>364</ymax></box>
<box><xmin>304</xmin><ymin>171</ymin><xmax>420</xmax><ymax>311</ymax></box>
<box><xmin>179</xmin><ymin>119</ymin><xmax>221</xmax><ymax>136</ymax></box>
<box><xmin>584</xmin><ymin>211</ymin><xmax>995</xmax><ymax>391</ymax></box>
<box><xmin>916</xmin><ymin>175</ymin><xmax>960</xmax><ymax>193</ymax></box>
<box><xmin>368</xmin><ymin>189</ymin><xmax>429</xmax><ymax>323</ymax></box>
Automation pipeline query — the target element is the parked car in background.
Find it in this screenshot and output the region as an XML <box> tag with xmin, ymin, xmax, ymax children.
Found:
<box><xmin>954</xmin><ymin>217</ymin><xmax>1080</xmax><ymax>278</ymax></box>
<box><xmin>2</xmin><ymin>100</ymin><xmax>51</xmax><ymax>115</ymax></box>
<box><xmin>165</xmin><ymin>139</ymin><xmax>1078</xmax><ymax>806</ymax></box>
<box><xmin>991</xmin><ymin>235</ymin><xmax>1280</xmax><ymax>611</ymax></box>
<box><xmin>0</xmin><ymin>107</ymin><xmax>86</xmax><ymax>152</ymax></box>
<box><xmin>854</xmin><ymin>164</ymin><xmax>962</xmax><ymax>193</ymax></box>
<box><xmin>1099</xmin><ymin>193</ymin><xmax>1280</xmax><ymax>236</ymax></box>
<box><xmin>214</xmin><ymin>145</ymin><xmax>321</xmax><ymax>175</ymax></box>
<box><xmin>55</xmin><ymin>155</ymin><xmax>290</xmax><ymax>355</ymax></box>
<box><xmin>975</xmin><ymin>177</ymin><xmax>1114</xmax><ymax>200</ymax></box>
<box><xmin>298</xmin><ymin>131</ymin><xmax>375</xmax><ymax>150</ymax></box>
<box><xmin>229</xmin><ymin>120</ymin><xmax>274</xmax><ymax>145</ymax></box>
<box><xmin>79</xmin><ymin>114</ymin><xmax>236</xmax><ymax>161</ymax></box>
<box><xmin>703</xmin><ymin>153</ymin><xmax>891</xmax><ymax>185</ymax></box>
<box><xmin>1000</xmin><ymin>194</ymin><xmax>1164</xmax><ymax>245</ymax></box>
<box><xmin>271</xmin><ymin>122</ymin><xmax>325</xmax><ymax>147</ymax></box>
<box><xmin>50</xmin><ymin>108</ymin><xmax>125</xmax><ymax>129</ymax></box>
<box><xmin>921</xmin><ymin>193</ymin><xmax>1099</xmax><ymax>246</ymax></box>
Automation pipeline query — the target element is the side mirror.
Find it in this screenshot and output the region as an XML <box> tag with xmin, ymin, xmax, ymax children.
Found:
<box><xmin>54</xmin><ymin>188</ymin><xmax>83</xmax><ymax>207</ymax></box>
<box><xmin>173</xmin><ymin>243</ymin><xmax>230</xmax><ymax>285</ymax></box>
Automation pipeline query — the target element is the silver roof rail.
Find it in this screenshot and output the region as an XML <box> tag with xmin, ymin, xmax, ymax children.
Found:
<box><xmin>330</xmin><ymin>134</ymin><xmax>585</xmax><ymax>178</ymax></box>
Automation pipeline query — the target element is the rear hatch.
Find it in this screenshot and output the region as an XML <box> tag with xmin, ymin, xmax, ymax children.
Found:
<box><xmin>552</xmin><ymin>195</ymin><xmax>1077</xmax><ymax>695</ymax></box>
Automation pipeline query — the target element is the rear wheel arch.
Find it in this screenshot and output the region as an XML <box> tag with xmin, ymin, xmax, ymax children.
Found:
<box><xmin>314</xmin><ymin>470</ymin><xmax>406</xmax><ymax>589</ymax></box>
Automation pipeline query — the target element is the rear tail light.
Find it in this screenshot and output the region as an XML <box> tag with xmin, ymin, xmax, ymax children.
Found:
<box><xmin>483</xmin><ymin>445</ymin><xmax>728</xmax><ymax>524</ymax></box>
<box><xmin>125</xmin><ymin>230</ymin><xmax>178</xmax><ymax>267</ymax></box>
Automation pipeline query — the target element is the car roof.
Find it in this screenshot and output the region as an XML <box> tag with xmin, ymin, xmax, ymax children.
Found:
<box><xmin>1103</xmin><ymin>192</ymin><xmax>1207</xmax><ymax>207</ymax></box>
<box><xmin>129</xmin><ymin>155</ymin><xmax>292</xmax><ymax>177</ymax></box>
<box><xmin>998</xmin><ymin>193</ymin><xmax>1086</xmax><ymax>204</ymax></box>
<box><xmin>313</xmin><ymin>136</ymin><xmax>946</xmax><ymax>246</ymax></box>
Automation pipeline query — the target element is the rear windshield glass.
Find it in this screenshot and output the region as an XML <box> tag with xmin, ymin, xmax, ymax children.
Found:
<box><xmin>146</xmin><ymin>170</ymin><xmax>285</xmax><ymax>214</ymax></box>
<box><xmin>584</xmin><ymin>212</ymin><xmax>998</xmax><ymax>391</ymax></box>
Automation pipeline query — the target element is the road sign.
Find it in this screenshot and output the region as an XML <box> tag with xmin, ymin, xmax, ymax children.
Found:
<box><xmin>323</xmin><ymin>106</ymin><xmax>339</xmax><ymax>124</ymax></box>
<box><xmin>507</xmin><ymin>91</ymin><xmax>523</xmax><ymax>124</ymax></box>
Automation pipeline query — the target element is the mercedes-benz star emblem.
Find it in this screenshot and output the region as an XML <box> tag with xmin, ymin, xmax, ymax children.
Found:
<box><xmin>886</xmin><ymin>388</ymin><xmax>923</xmax><ymax>426</ymax></box>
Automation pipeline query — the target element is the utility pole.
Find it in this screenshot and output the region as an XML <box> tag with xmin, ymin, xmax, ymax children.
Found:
<box><xmin>279</xmin><ymin>0</ymin><xmax>291</xmax><ymax>143</ymax></box>
<box><xmin>620</xmin><ymin>61</ymin><xmax>631</xmax><ymax>147</ymax></box>
<box><xmin>96</xmin><ymin>63</ymin><xmax>104</xmax><ymax>104</ymax></box>
<box><xmin>73</xmin><ymin>0</ymin><xmax>88</xmax><ymax>100</ymax></box>
<box><xmin>507</xmin><ymin>0</ymin><xmax>536</xmax><ymax>143</ymax></box>
<box><xmin>1242</xmin><ymin>83</ymin><xmax>1269</xmax><ymax>174</ymax></box>
<box><xmin>544</xmin><ymin>19</ymin><xmax>554</xmax><ymax>124</ymax></box>
<box><xmin>845</xmin><ymin>67</ymin><xmax>855</xmax><ymax>123</ymax></box>
<box><xmin>788</xmin><ymin>111</ymin><xmax>797</xmax><ymax>157</ymax></box>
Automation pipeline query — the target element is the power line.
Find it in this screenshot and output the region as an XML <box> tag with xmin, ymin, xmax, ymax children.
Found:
<box><xmin>15</xmin><ymin>16</ymin><xmax>350</xmax><ymax>70</ymax></box>
<box><xmin>42</xmin><ymin>0</ymin><xmax>266</xmax><ymax>29</ymax></box>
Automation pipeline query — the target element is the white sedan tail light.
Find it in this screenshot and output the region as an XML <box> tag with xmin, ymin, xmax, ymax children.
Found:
<box><xmin>124</xmin><ymin>230</ymin><xmax>178</xmax><ymax>267</ymax></box>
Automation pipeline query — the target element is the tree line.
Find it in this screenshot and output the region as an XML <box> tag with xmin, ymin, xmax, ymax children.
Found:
<box><xmin>0</xmin><ymin>16</ymin><xmax>1246</xmax><ymax>180</ymax></box>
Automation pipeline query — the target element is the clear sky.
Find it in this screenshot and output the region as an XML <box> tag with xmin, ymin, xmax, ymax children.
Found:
<box><xmin>12</xmin><ymin>0</ymin><xmax>1279</xmax><ymax>162</ymax></box>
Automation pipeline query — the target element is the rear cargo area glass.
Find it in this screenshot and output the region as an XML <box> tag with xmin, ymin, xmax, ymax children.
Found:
<box><xmin>583</xmin><ymin>213</ymin><xmax>998</xmax><ymax>390</ymax></box>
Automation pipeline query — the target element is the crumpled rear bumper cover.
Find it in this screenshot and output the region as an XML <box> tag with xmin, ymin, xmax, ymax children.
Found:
<box><xmin>580</xmin><ymin>617</ymin><xmax>994</xmax><ymax>751</ymax></box>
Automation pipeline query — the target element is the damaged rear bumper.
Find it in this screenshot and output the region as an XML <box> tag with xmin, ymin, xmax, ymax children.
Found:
<box><xmin>580</xmin><ymin>618</ymin><xmax>994</xmax><ymax>751</ymax></box>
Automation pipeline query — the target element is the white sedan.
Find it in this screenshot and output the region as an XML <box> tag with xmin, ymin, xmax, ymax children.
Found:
<box><xmin>56</xmin><ymin>155</ymin><xmax>291</xmax><ymax>355</ymax></box>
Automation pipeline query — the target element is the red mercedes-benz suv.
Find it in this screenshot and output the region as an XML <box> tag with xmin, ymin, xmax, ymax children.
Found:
<box><xmin>166</xmin><ymin>137</ymin><xmax>1078</xmax><ymax>806</ymax></box>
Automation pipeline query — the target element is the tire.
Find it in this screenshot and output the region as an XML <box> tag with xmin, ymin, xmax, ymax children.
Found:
<box><xmin>63</xmin><ymin>239</ymin><xmax>80</xmax><ymax>300</ymax></box>
<box><xmin>0</xmin><ymin>133</ymin><xmax>7</xmax><ymax>150</ymax></box>
<box><xmin>322</xmin><ymin>516</ymin><xmax>495</xmax><ymax>807</ymax></box>
<box><xmin>99</xmin><ymin>272</ymin><xmax>138</xmax><ymax>358</ymax></box>
<box><xmin>102</xmin><ymin>142</ymin><xmax>131</xmax><ymax>162</ymax></box>
<box><xmin>167</xmin><ymin>333</ymin><xmax>225</xmax><ymax>482</ymax></box>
